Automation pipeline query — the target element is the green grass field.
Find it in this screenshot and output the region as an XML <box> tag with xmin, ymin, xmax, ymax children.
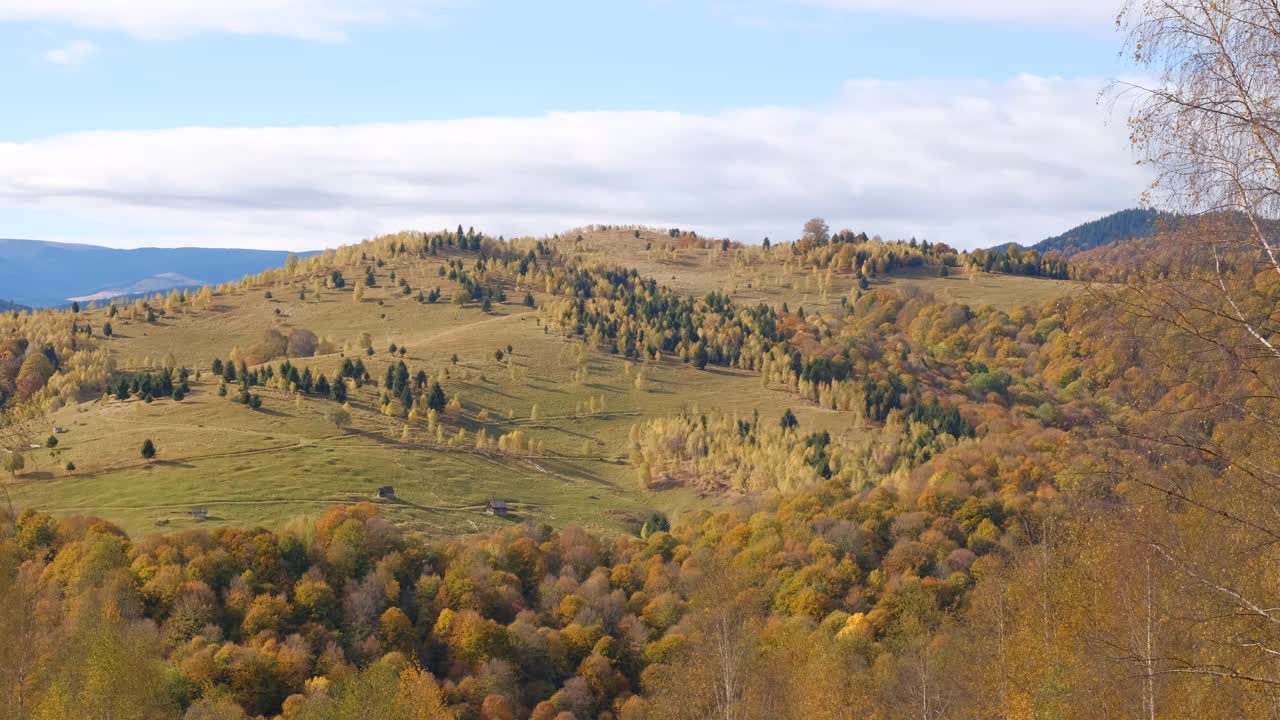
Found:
<box><xmin>10</xmin><ymin>260</ymin><xmax>849</xmax><ymax>537</ymax></box>
<box><xmin>5</xmin><ymin>240</ymin><xmax>1082</xmax><ymax>538</ymax></box>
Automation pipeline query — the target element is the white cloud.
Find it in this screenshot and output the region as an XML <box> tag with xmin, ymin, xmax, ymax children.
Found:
<box><xmin>0</xmin><ymin>0</ymin><xmax>439</xmax><ymax>40</ymax></box>
<box><xmin>1</xmin><ymin>0</ymin><xmax>1126</xmax><ymax>40</ymax></box>
<box><xmin>41</xmin><ymin>39</ymin><xmax>96</xmax><ymax>65</ymax></box>
<box><xmin>0</xmin><ymin>75</ymin><xmax>1149</xmax><ymax>251</ymax></box>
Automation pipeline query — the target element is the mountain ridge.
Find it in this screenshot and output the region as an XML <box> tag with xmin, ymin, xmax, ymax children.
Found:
<box><xmin>988</xmin><ymin>208</ymin><xmax>1173</xmax><ymax>258</ymax></box>
<box><xmin>0</xmin><ymin>238</ymin><xmax>317</xmax><ymax>308</ymax></box>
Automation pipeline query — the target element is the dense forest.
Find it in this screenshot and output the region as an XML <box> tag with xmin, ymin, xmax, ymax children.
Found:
<box><xmin>1017</xmin><ymin>207</ymin><xmax>1168</xmax><ymax>258</ymax></box>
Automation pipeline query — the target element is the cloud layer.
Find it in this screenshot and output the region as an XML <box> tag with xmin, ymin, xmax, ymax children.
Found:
<box><xmin>1</xmin><ymin>0</ymin><xmax>1125</xmax><ymax>39</ymax></box>
<box><xmin>0</xmin><ymin>75</ymin><xmax>1149</xmax><ymax>251</ymax></box>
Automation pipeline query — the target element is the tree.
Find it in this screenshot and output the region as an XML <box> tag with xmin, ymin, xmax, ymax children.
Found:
<box><xmin>140</xmin><ymin>439</ymin><xmax>156</xmax><ymax>462</ymax></box>
<box><xmin>3</xmin><ymin>452</ymin><xmax>23</xmax><ymax>479</ymax></box>
<box><xmin>426</xmin><ymin>383</ymin><xmax>446</xmax><ymax>412</ymax></box>
<box><xmin>481</xmin><ymin>694</ymin><xmax>514</xmax><ymax>720</ymax></box>
<box><xmin>329</xmin><ymin>405</ymin><xmax>352</xmax><ymax>430</ymax></box>
<box><xmin>45</xmin><ymin>435</ymin><xmax>57</xmax><ymax>449</ymax></box>
<box><xmin>802</xmin><ymin>217</ymin><xmax>830</xmax><ymax>246</ymax></box>
<box><xmin>15</xmin><ymin>353</ymin><xmax>54</xmax><ymax>400</ymax></box>
<box><xmin>692</xmin><ymin>344</ymin><xmax>708</xmax><ymax>370</ymax></box>
<box><xmin>645</xmin><ymin>567</ymin><xmax>763</xmax><ymax>720</ymax></box>
<box><xmin>286</xmin><ymin>329</ymin><xmax>318</xmax><ymax>358</ymax></box>
<box><xmin>1088</xmin><ymin>0</ymin><xmax>1280</xmax><ymax>692</ymax></box>
<box><xmin>381</xmin><ymin>607</ymin><xmax>415</xmax><ymax>655</ymax></box>
<box><xmin>102</xmin><ymin>322</ymin><xmax>112</xmax><ymax>339</ymax></box>
<box><xmin>780</xmin><ymin>408</ymin><xmax>798</xmax><ymax>431</ymax></box>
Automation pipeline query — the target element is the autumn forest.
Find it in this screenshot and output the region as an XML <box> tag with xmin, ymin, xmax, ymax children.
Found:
<box><xmin>5</xmin><ymin>2</ymin><xmax>1280</xmax><ymax>720</ymax></box>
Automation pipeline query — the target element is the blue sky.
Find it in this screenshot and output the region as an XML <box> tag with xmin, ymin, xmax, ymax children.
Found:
<box><xmin>0</xmin><ymin>1</ymin><xmax>1148</xmax><ymax>250</ymax></box>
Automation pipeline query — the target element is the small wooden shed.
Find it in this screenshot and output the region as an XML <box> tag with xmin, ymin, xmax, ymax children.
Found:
<box><xmin>377</xmin><ymin>486</ymin><xmax>396</xmax><ymax>499</ymax></box>
<box><xmin>487</xmin><ymin>499</ymin><xmax>509</xmax><ymax>517</ymax></box>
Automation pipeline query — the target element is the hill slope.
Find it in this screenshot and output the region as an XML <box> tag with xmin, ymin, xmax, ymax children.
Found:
<box><xmin>558</xmin><ymin>225</ymin><xmax>1078</xmax><ymax>311</ymax></box>
<box><xmin>0</xmin><ymin>238</ymin><xmax>311</xmax><ymax>307</ymax></box>
<box><xmin>1</xmin><ymin>226</ymin><xmax>1094</xmax><ymax>538</ymax></box>
<box><xmin>4</xmin><ymin>235</ymin><xmax>841</xmax><ymax>536</ymax></box>
<box><xmin>993</xmin><ymin>208</ymin><xmax>1170</xmax><ymax>258</ymax></box>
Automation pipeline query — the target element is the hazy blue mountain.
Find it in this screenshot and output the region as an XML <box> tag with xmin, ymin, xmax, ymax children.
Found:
<box><xmin>0</xmin><ymin>239</ymin><xmax>312</xmax><ymax>308</ymax></box>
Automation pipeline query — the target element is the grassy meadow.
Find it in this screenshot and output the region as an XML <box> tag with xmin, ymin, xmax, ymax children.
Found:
<box><xmin>559</xmin><ymin>227</ymin><xmax>1080</xmax><ymax>312</ymax></box>
<box><xmin>6</xmin><ymin>239</ymin><xmax>1080</xmax><ymax>539</ymax></box>
<box><xmin>9</xmin><ymin>250</ymin><xmax>852</xmax><ymax>537</ymax></box>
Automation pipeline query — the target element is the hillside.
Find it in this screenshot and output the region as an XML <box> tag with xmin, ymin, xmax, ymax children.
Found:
<box><xmin>0</xmin><ymin>222</ymin><xmax>1266</xmax><ymax>720</ymax></box>
<box><xmin>0</xmin><ymin>238</ymin><xmax>312</xmax><ymax>308</ymax></box>
<box><xmin>2</xmin><ymin>231</ymin><xmax>850</xmax><ymax>537</ymax></box>
<box><xmin>0</xmin><ymin>226</ymin><xmax>1094</xmax><ymax>539</ymax></box>
<box><xmin>558</xmin><ymin>224</ymin><xmax>1080</xmax><ymax>312</ymax></box>
<box><xmin>7</xmin><ymin>2</ymin><xmax>1280</xmax><ymax>717</ymax></box>
<box><xmin>1005</xmin><ymin>208</ymin><xmax>1170</xmax><ymax>258</ymax></box>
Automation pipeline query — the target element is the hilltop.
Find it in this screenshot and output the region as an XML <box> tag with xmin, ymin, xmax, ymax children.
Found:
<box><xmin>555</xmin><ymin>224</ymin><xmax>1081</xmax><ymax>311</ymax></box>
<box><xmin>989</xmin><ymin>208</ymin><xmax>1170</xmax><ymax>258</ymax></box>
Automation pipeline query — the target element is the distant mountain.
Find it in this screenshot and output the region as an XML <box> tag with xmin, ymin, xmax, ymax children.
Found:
<box><xmin>0</xmin><ymin>239</ymin><xmax>311</xmax><ymax>308</ymax></box>
<box><xmin>991</xmin><ymin>209</ymin><xmax>1175</xmax><ymax>259</ymax></box>
<box><xmin>1032</xmin><ymin>209</ymin><xmax>1174</xmax><ymax>257</ymax></box>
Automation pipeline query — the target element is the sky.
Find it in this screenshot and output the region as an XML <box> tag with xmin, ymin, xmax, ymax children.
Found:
<box><xmin>0</xmin><ymin>0</ymin><xmax>1152</xmax><ymax>251</ymax></box>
